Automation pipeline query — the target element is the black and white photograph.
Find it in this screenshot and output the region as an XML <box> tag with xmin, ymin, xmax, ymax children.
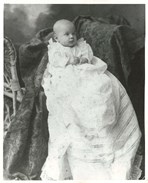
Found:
<box><xmin>3</xmin><ymin>3</ymin><xmax>145</xmax><ymax>181</ymax></box>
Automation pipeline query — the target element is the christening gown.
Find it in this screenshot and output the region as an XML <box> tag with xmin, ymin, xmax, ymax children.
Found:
<box><xmin>40</xmin><ymin>38</ymin><xmax>141</xmax><ymax>180</ymax></box>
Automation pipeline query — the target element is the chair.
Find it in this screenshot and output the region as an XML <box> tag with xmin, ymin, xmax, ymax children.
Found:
<box><xmin>4</xmin><ymin>37</ymin><xmax>24</xmax><ymax>137</ymax></box>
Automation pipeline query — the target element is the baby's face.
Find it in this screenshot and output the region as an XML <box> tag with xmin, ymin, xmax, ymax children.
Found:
<box><xmin>54</xmin><ymin>22</ymin><xmax>77</xmax><ymax>47</ymax></box>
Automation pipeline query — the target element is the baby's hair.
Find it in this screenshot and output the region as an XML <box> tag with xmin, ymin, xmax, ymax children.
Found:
<box><xmin>53</xmin><ymin>19</ymin><xmax>75</xmax><ymax>34</ymax></box>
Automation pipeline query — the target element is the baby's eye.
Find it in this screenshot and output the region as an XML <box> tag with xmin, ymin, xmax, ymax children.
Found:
<box><xmin>64</xmin><ymin>33</ymin><xmax>69</xmax><ymax>36</ymax></box>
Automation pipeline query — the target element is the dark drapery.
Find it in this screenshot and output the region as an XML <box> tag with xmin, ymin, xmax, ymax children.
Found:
<box><xmin>4</xmin><ymin>16</ymin><xmax>144</xmax><ymax>180</ymax></box>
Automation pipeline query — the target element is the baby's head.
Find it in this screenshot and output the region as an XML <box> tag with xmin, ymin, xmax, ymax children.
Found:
<box><xmin>53</xmin><ymin>19</ymin><xmax>77</xmax><ymax>47</ymax></box>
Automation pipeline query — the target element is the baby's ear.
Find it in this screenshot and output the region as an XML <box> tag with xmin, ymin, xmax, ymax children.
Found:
<box><xmin>53</xmin><ymin>33</ymin><xmax>58</xmax><ymax>42</ymax></box>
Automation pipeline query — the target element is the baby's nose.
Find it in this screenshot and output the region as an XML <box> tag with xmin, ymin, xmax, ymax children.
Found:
<box><xmin>69</xmin><ymin>34</ymin><xmax>74</xmax><ymax>38</ymax></box>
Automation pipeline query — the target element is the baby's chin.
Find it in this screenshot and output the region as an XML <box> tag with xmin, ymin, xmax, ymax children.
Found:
<box><xmin>69</xmin><ymin>43</ymin><xmax>77</xmax><ymax>47</ymax></box>
<box><xmin>62</xmin><ymin>41</ymin><xmax>77</xmax><ymax>47</ymax></box>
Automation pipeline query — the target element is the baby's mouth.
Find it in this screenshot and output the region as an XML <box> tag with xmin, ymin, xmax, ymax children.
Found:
<box><xmin>69</xmin><ymin>39</ymin><xmax>76</xmax><ymax>44</ymax></box>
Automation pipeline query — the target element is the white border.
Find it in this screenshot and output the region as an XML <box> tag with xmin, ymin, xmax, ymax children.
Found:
<box><xmin>1</xmin><ymin>1</ymin><xmax>147</xmax><ymax>183</ymax></box>
<box><xmin>1</xmin><ymin>0</ymin><xmax>147</xmax><ymax>4</ymax></box>
<box><xmin>0</xmin><ymin>1</ymin><xmax>4</xmax><ymax>182</ymax></box>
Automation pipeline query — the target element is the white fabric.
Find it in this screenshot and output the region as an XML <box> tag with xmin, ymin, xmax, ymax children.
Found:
<box><xmin>40</xmin><ymin>39</ymin><xmax>141</xmax><ymax>180</ymax></box>
<box><xmin>48</xmin><ymin>38</ymin><xmax>93</xmax><ymax>67</ymax></box>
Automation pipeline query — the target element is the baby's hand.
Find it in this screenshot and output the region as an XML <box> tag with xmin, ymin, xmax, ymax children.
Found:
<box><xmin>66</xmin><ymin>57</ymin><xmax>80</xmax><ymax>66</ymax></box>
<box><xmin>80</xmin><ymin>57</ymin><xmax>89</xmax><ymax>64</ymax></box>
<box><xmin>72</xmin><ymin>57</ymin><xmax>80</xmax><ymax>65</ymax></box>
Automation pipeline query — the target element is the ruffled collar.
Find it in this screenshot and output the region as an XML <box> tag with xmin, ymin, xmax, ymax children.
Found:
<box><xmin>48</xmin><ymin>38</ymin><xmax>84</xmax><ymax>49</ymax></box>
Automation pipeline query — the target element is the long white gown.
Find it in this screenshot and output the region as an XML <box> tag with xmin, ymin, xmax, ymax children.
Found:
<box><xmin>40</xmin><ymin>38</ymin><xmax>141</xmax><ymax>180</ymax></box>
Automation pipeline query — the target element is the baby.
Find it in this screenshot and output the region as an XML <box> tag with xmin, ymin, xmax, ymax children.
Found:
<box><xmin>52</xmin><ymin>19</ymin><xmax>90</xmax><ymax>66</ymax></box>
<box><xmin>46</xmin><ymin>19</ymin><xmax>96</xmax><ymax>69</ymax></box>
<box><xmin>41</xmin><ymin>19</ymin><xmax>141</xmax><ymax>180</ymax></box>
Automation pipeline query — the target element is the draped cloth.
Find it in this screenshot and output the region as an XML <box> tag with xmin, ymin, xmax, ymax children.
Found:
<box><xmin>3</xmin><ymin>16</ymin><xmax>144</xmax><ymax>180</ymax></box>
<box><xmin>74</xmin><ymin>16</ymin><xmax>144</xmax><ymax>93</ymax></box>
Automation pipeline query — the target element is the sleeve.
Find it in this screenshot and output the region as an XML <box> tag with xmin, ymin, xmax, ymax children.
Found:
<box><xmin>48</xmin><ymin>42</ymin><xmax>69</xmax><ymax>67</ymax></box>
<box><xmin>78</xmin><ymin>38</ymin><xmax>94</xmax><ymax>62</ymax></box>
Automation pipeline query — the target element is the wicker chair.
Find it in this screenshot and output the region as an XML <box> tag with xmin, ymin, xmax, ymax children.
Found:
<box><xmin>4</xmin><ymin>37</ymin><xmax>24</xmax><ymax>137</ymax></box>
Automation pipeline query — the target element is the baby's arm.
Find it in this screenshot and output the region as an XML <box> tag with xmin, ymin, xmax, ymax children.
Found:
<box><xmin>49</xmin><ymin>50</ymin><xmax>70</xmax><ymax>67</ymax></box>
<box><xmin>78</xmin><ymin>38</ymin><xmax>94</xmax><ymax>64</ymax></box>
<box><xmin>66</xmin><ymin>56</ymin><xmax>88</xmax><ymax>66</ymax></box>
<box><xmin>66</xmin><ymin>56</ymin><xmax>80</xmax><ymax>66</ymax></box>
